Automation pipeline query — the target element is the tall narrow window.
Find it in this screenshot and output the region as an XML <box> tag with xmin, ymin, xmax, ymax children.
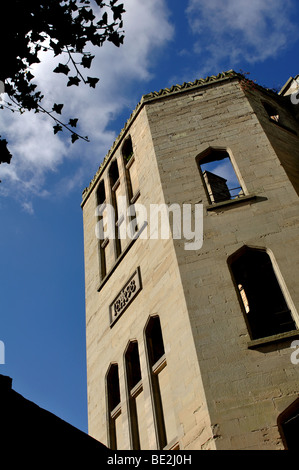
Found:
<box><xmin>122</xmin><ymin>136</ymin><xmax>139</xmax><ymax>202</ymax></box>
<box><xmin>106</xmin><ymin>364</ymin><xmax>122</xmax><ymax>449</ymax></box>
<box><xmin>96</xmin><ymin>180</ymin><xmax>107</xmax><ymax>280</ymax></box>
<box><xmin>122</xmin><ymin>136</ymin><xmax>140</xmax><ymax>238</ymax></box>
<box><xmin>197</xmin><ymin>148</ymin><xmax>244</xmax><ymax>204</ymax></box>
<box><xmin>229</xmin><ymin>246</ymin><xmax>297</xmax><ymax>340</ymax></box>
<box><xmin>125</xmin><ymin>341</ymin><xmax>147</xmax><ymax>449</ymax></box>
<box><xmin>278</xmin><ymin>398</ymin><xmax>299</xmax><ymax>450</ymax></box>
<box><xmin>109</xmin><ymin>160</ymin><xmax>122</xmax><ymax>258</ymax></box>
<box><xmin>145</xmin><ymin>316</ymin><xmax>177</xmax><ymax>449</ymax></box>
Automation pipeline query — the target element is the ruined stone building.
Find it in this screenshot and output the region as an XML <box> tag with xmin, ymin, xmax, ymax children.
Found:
<box><xmin>81</xmin><ymin>70</ymin><xmax>299</xmax><ymax>450</ymax></box>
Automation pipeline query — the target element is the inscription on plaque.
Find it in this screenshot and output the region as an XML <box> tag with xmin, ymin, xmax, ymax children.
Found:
<box><xmin>109</xmin><ymin>267</ymin><xmax>142</xmax><ymax>326</ymax></box>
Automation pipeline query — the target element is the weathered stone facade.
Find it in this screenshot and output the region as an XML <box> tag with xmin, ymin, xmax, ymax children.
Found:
<box><xmin>81</xmin><ymin>71</ymin><xmax>299</xmax><ymax>450</ymax></box>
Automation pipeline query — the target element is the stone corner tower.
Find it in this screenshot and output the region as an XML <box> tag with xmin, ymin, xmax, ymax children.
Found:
<box><xmin>81</xmin><ymin>70</ymin><xmax>299</xmax><ymax>450</ymax></box>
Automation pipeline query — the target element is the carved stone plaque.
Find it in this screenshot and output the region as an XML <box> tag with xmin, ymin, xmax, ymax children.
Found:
<box><xmin>109</xmin><ymin>267</ymin><xmax>142</xmax><ymax>326</ymax></box>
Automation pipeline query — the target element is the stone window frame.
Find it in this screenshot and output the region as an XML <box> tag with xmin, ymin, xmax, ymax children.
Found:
<box><xmin>124</xmin><ymin>340</ymin><xmax>143</xmax><ymax>450</ymax></box>
<box><xmin>106</xmin><ymin>362</ymin><xmax>121</xmax><ymax>450</ymax></box>
<box><xmin>121</xmin><ymin>135</ymin><xmax>141</xmax><ymax>232</ymax></box>
<box><xmin>96</xmin><ymin>179</ymin><xmax>108</xmax><ymax>281</ymax></box>
<box><xmin>228</xmin><ymin>245</ymin><xmax>299</xmax><ymax>348</ymax></box>
<box><xmin>144</xmin><ymin>315</ymin><xmax>168</xmax><ymax>450</ymax></box>
<box><xmin>195</xmin><ymin>146</ymin><xmax>253</xmax><ymax>211</ymax></box>
<box><xmin>108</xmin><ymin>159</ymin><xmax>122</xmax><ymax>259</ymax></box>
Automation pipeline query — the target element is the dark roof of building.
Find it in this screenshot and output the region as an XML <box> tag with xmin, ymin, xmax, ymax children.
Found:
<box><xmin>0</xmin><ymin>374</ymin><xmax>108</xmax><ymax>464</ymax></box>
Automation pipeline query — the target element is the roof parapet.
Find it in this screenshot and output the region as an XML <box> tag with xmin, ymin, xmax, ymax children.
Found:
<box><xmin>81</xmin><ymin>70</ymin><xmax>243</xmax><ymax>207</ymax></box>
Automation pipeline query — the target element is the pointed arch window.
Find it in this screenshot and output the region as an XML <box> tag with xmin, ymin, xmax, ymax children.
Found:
<box><xmin>122</xmin><ymin>136</ymin><xmax>140</xmax><ymax>203</ymax></box>
<box><xmin>145</xmin><ymin>316</ymin><xmax>168</xmax><ymax>449</ymax></box>
<box><xmin>229</xmin><ymin>246</ymin><xmax>297</xmax><ymax>340</ymax></box>
<box><xmin>109</xmin><ymin>160</ymin><xmax>122</xmax><ymax>258</ymax></box>
<box><xmin>106</xmin><ymin>363</ymin><xmax>122</xmax><ymax>450</ymax></box>
<box><xmin>96</xmin><ymin>180</ymin><xmax>107</xmax><ymax>280</ymax></box>
<box><xmin>125</xmin><ymin>341</ymin><xmax>144</xmax><ymax>449</ymax></box>
<box><xmin>196</xmin><ymin>148</ymin><xmax>244</xmax><ymax>204</ymax></box>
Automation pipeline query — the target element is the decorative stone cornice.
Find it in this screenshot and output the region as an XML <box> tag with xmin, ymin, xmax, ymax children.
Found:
<box><xmin>81</xmin><ymin>70</ymin><xmax>243</xmax><ymax>207</ymax></box>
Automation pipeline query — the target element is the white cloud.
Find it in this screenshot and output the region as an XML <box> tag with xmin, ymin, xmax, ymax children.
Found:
<box><xmin>0</xmin><ymin>0</ymin><xmax>173</xmax><ymax>209</ymax></box>
<box><xmin>186</xmin><ymin>0</ymin><xmax>297</xmax><ymax>75</ymax></box>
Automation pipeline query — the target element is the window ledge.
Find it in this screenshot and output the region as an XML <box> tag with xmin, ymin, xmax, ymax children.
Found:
<box><xmin>110</xmin><ymin>403</ymin><xmax>121</xmax><ymax>420</ymax></box>
<box><xmin>152</xmin><ymin>354</ymin><xmax>167</xmax><ymax>375</ymax></box>
<box><xmin>248</xmin><ymin>329</ymin><xmax>299</xmax><ymax>349</ymax></box>
<box><xmin>206</xmin><ymin>194</ymin><xmax>257</xmax><ymax>211</ymax></box>
<box><xmin>130</xmin><ymin>380</ymin><xmax>143</xmax><ymax>398</ymax></box>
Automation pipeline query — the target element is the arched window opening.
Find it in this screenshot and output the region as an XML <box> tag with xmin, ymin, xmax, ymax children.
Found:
<box><xmin>197</xmin><ymin>148</ymin><xmax>244</xmax><ymax>204</ymax></box>
<box><xmin>122</xmin><ymin>136</ymin><xmax>134</xmax><ymax>164</ymax></box>
<box><xmin>229</xmin><ymin>247</ymin><xmax>297</xmax><ymax>340</ymax></box>
<box><xmin>108</xmin><ymin>160</ymin><xmax>122</xmax><ymax>258</ymax></box>
<box><xmin>122</xmin><ymin>136</ymin><xmax>140</xmax><ymax>237</ymax></box>
<box><xmin>145</xmin><ymin>316</ymin><xmax>167</xmax><ymax>449</ymax></box>
<box><xmin>96</xmin><ymin>180</ymin><xmax>107</xmax><ymax>280</ymax></box>
<box><xmin>106</xmin><ymin>364</ymin><xmax>122</xmax><ymax>450</ymax></box>
<box><xmin>125</xmin><ymin>341</ymin><xmax>144</xmax><ymax>449</ymax></box>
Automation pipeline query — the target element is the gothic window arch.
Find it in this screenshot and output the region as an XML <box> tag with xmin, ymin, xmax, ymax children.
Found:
<box><xmin>124</xmin><ymin>340</ymin><xmax>143</xmax><ymax>449</ymax></box>
<box><xmin>108</xmin><ymin>159</ymin><xmax>122</xmax><ymax>258</ymax></box>
<box><xmin>96</xmin><ymin>180</ymin><xmax>107</xmax><ymax>280</ymax></box>
<box><xmin>196</xmin><ymin>147</ymin><xmax>244</xmax><ymax>204</ymax></box>
<box><xmin>228</xmin><ymin>246</ymin><xmax>297</xmax><ymax>340</ymax></box>
<box><xmin>144</xmin><ymin>315</ymin><xmax>167</xmax><ymax>449</ymax></box>
<box><xmin>106</xmin><ymin>363</ymin><xmax>121</xmax><ymax>449</ymax></box>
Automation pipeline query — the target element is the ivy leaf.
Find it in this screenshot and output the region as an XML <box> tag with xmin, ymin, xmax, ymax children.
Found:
<box><xmin>50</xmin><ymin>40</ymin><xmax>62</xmax><ymax>56</ymax></box>
<box><xmin>0</xmin><ymin>138</ymin><xmax>12</xmax><ymax>164</ymax></box>
<box><xmin>102</xmin><ymin>12</ymin><xmax>108</xmax><ymax>24</ymax></box>
<box><xmin>68</xmin><ymin>118</ymin><xmax>78</xmax><ymax>127</ymax></box>
<box><xmin>111</xmin><ymin>4</ymin><xmax>125</xmax><ymax>21</ymax></box>
<box><xmin>108</xmin><ymin>31</ymin><xmax>124</xmax><ymax>47</ymax></box>
<box><xmin>86</xmin><ymin>76</ymin><xmax>99</xmax><ymax>88</ymax></box>
<box><xmin>52</xmin><ymin>103</ymin><xmax>64</xmax><ymax>114</ymax></box>
<box><xmin>81</xmin><ymin>54</ymin><xmax>95</xmax><ymax>69</ymax></box>
<box><xmin>53</xmin><ymin>63</ymin><xmax>70</xmax><ymax>75</ymax></box>
<box><xmin>26</xmin><ymin>71</ymin><xmax>35</xmax><ymax>82</ymax></box>
<box><xmin>53</xmin><ymin>124</ymin><xmax>63</xmax><ymax>134</ymax></box>
<box><xmin>71</xmin><ymin>133</ymin><xmax>79</xmax><ymax>143</ymax></box>
<box><xmin>67</xmin><ymin>76</ymin><xmax>81</xmax><ymax>87</ymax></box>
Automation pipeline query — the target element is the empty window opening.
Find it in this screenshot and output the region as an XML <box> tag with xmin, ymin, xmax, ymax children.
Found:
<box><xmin>229</xmin><ymin>247</ymin><xmax>296</xmax><ymax>340</ymax></box>
<box><xmin>263</xmin><ymin>101</ymin><xmax>280</xmax><ymax>123</ymax></box>
<box><xmin>197</xmin><ymin>148</ymin><xmax>244</xmax><ymax>204</ymax></box>
<box><xmin>278</xmin><ymin>398</ymin><xmax>299</xmax><ymax>450</ymax></box>
<box><xmin>109</xmin><ymin>159</ymin><xmax>120</xmax><ymax>188</ymax></box>
<box><xmin>122</xmin><ymin>136</ymin><xmax>134</xmax><ymax>164</ymax></box>
<box><xmin>125</xmin><ymin>341</ymin><xmax>144</xmax><ymax>449</ymax></box>
<box><xmin>97</xmin><ymin>180</ymin><xmax>107</xmax><ymax>280</ymax></box>
<box><xmin>106</xmin><ymin>364</ymin><xmax>121</xmax><ymax>450</ymax></box>
<box><xmin>146</xmin><ymin>317</ymin><xmax>165</xmax><ymax>367</ymax></box>
<box><xmin>109</xmin><ymin>160</ymin><xmax>121</xmax><ymax>258</ymax></box>
<box><xmin>122</xmin><ymin>136</ymin><xmax>140</xmax><ymax>237</ymax></box>
<box><xmin>145</xmin><ymin>316</ymin><xmax>167</xmax><ymax>449</ymax></box>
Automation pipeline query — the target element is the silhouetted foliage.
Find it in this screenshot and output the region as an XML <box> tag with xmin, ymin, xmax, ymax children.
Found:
<box><xmin>0</xmin><ymin>0</ymin><xmax>125</xmax><ymax>166</ymax></box>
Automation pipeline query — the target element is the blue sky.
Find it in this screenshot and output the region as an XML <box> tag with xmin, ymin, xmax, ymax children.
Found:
<box><xmin>0</xmin><ymin>0</ymin><xmax>299</xmax><ymax>434</ymax></box>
